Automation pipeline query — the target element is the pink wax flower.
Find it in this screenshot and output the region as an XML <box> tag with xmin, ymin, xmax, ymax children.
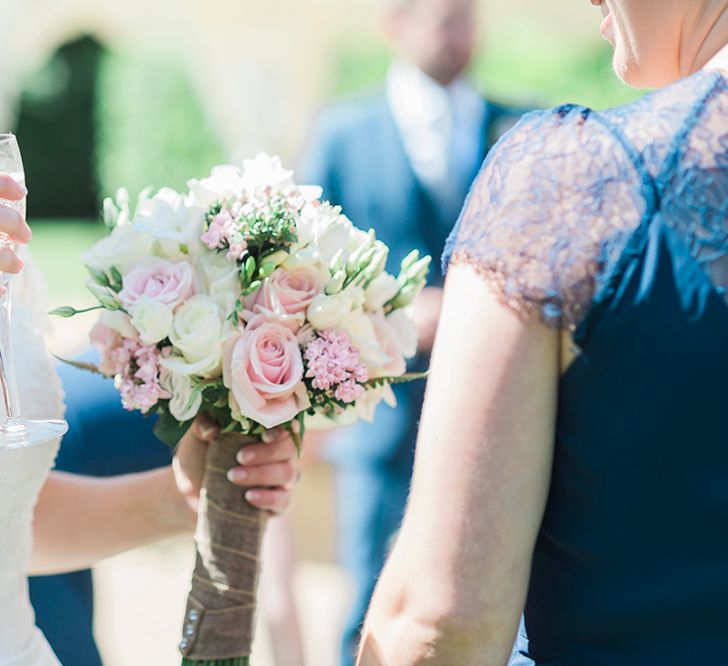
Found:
<box><xmin>201</xmin><ymin>210</ymin><xmax>235</xmax><ymax>249</ymax></box>
<box><xmin>112</xmin><ymin>338</ymin><xmax>169</xmax><ymax>414</ymax></box>
<box><xmin>226</xmin><ymin>241</ymin><xmax>248</xmax><ymax>262</ymax></box>
<box><xmin>304</xmin><ymin>330</ymin><xmax>369</xmax><ymax>403</ymax></box>
<box><xmin>119</xmin><ymin>258</ymin><xmax>195</xmax><ymax>311</ymax></box>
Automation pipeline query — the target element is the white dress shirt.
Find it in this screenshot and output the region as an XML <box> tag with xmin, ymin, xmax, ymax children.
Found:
<box><xmin>385</xmin><ymin>60</ymin><xmax>486</xmax><ymax>206</ymax></box>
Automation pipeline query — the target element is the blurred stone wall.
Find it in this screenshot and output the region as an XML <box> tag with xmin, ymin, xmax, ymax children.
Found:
<box><xmin>1</xmin><ymin>0</ymin><xmax>599</xmax><ymax>161</ymax></box>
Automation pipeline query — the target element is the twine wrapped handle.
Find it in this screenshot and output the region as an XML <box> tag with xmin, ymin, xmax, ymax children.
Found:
<box><xmin>179</xmin><ymin>432</ymin><xmax>268</xmax><ymax>665</ymax></box>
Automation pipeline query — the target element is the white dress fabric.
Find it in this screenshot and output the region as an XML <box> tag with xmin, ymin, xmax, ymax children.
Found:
<box><xmin>0</xmin><ymin>249</ymin><xmax>64</xmax><ymax>665</ymax></box>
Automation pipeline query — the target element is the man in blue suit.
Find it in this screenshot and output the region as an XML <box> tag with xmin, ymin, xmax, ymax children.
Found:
<box><xmin>299</xmin><ymin>0</ymin><xmax>527</xmax><ymax>663</ymax></box>
<box><xmin>28</xmin><ymin>353</ymin><xmax>172</xmax><ymax>666</ymax></box>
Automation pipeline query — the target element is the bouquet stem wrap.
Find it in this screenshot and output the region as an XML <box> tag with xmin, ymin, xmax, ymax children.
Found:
<box><xmin>179</xmin><ymin>433</ymin><xmax>267</xmax><ymax>665</ymax></box>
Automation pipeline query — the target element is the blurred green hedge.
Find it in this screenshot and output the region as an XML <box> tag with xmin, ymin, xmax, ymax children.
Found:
<box><xmin>95</xmin><ymin>49</ymin><xmax>226</xmax><ymax>203</ymax></box>
<box><xmin>16</xmin><ymin>38</ymin><xmax>226</xmax><ymax>218</ymax></box>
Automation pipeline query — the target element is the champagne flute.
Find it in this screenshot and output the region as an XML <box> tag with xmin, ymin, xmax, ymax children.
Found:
<box><xmin>0</xmin><ymin>133</ymin><xmax>68</xmax><ymax>449</ymax></box>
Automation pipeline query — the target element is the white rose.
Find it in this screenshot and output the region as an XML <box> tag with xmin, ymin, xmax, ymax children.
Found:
<box><xmin>164</xmin><ymin>295</ymin><xmax>223</xmax><ymax>377</ymax></box>
<box><xmin>241</xmin><ymin>153</ymin><xmax>295</xmax><ymax>193</ymax></box>
<box><xmin>128</xmin><ymin>298</ymin><xmax>174</xmax><ymax>345</ymax></box>
<box><xmin>196</xmin><ymin>251</ymin><xmax>242</xmax><ymax>315</ymax></box>
<box><xmin>386</xmin><ymin>308</ymin><xmax>418</xmax><ymax>359</ymax></box>
<box><xmin>82</xmin><ymin>223</ymin><xmax>151</xmax><ymax>274</ymax></box>
<box><xmin>161</xmin><ymin>371</ymin><xmax>203</xmax><ymax>422</ymax></box>
<box><xmin>307</xmin><ymin>286</ymin><xmax>365</xmax><ymax>330</ymax></box>
<box><xmin>132</xmin><ymin>188</ymin><xmax>204</xmax><ymax>260</ymax></box>
<box><xmin>187</xmin><ymin>165</ymin><xmax>245</xmax><ymax>209</ymax></box>
<box><xmin>365</xmin><ymin>273</ymin><xmax>400</xmax><ymax>311</ymax></box>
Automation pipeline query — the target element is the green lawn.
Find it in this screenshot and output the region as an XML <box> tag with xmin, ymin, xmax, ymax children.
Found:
<box><xmin>30</xmin><ymin>219</ymin><xmax>105</xmax><ymax>307</ymax></box>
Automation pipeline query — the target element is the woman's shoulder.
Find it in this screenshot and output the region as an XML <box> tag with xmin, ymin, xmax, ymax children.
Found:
<box><xmin>443</xmin><ymin>104</ymin><xmax>646</xmax><ymax>329</ymax></box>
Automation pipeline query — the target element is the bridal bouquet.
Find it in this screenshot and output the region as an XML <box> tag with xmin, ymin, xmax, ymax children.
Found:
<box><xmin>54</xmin><ymin>154</ymin><xmax>429</xmax><ymax>665</ymax></box>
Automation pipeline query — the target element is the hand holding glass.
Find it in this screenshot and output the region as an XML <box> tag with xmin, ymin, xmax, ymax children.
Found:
<box><xmin>0</xmin><ymin>133</ymin><xmax>68</xmax><ymax>449</ymax></box>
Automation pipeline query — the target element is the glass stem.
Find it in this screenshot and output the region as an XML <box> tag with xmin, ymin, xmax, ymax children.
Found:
<box><xmin>0</xmin><ymin>282</ymin><xmax>21</xmax><ymax>422</ymax></box>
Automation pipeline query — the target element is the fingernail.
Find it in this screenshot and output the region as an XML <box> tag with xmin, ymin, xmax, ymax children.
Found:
<box><xmin>237</xmin><ymin>449</ymin><xmax>254</xmax><ymax>464</ymax></box>
<box><xmin>261</xmin><ymin>431</ymin><xmax>275</xmax><ymax>444</ymax></box>
<box><xmin>245</xmin><ymin>490</ymin><xmax>261</xmax><ymax>503</ymax></box>
<box><xmin>21</xmin><ymin>185</ymin><xmax>27</xmax><ymax>196</ymax></box>
<box><xmin>227</xmin><ymin>467</ymin><xmax>247</xmax><ymax>483</ymax></box>
<box><xmin>200</xmin><ymin>426</ymin><xmax>216</xmax><ymax>439</ymax></box>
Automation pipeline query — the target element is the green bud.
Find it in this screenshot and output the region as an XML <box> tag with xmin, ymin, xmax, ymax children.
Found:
<box><xmin>326</xmin><ymin>270</ymin><xmax>346</xmax><ymax>295</ymax></box>
<box><xmin>258</xmin><ymin>262</ymin><xmax>277</xmax><ymax>279</ymax></box>
<box><xmin>329</xmin><ymin>249</ymin><xmax>346</xmax><ymax>274</ymax></box>
<box><xmin>363</xmin><ymin>248</ymin><xmax>388</xmax><ymax>283</ymax></box>
<box><xmin>49</xmin><ymin>306</ymin><xmax>78</xmax><ymax>319</ymax></box>
<box><xmin>357</xmin><ymin>247</ymin><xmax>378</xmax><ymax>272</ymax></box>
<box><xmin>244</xmin><ymin>280</ymin><xmax>262</xmax><ymax>296</ymax></box>
<box><xmin>400</xmin><ymin>249</ymin><xmax>421</xmax><ymax>272</ymax></box>
<box><xmin>406</xmin><ymin>256</ymin><xmax>432</xmax><ymax>283</ymax></box>
<box><xmin>244</xmin><ymin>256</ymin><xmax>257</xmax><ymax>282</ymax></box>
<box><xmin>391</xmin><ymin>283</ymin><xmax>419</xmax><ymax>309</ymax></box>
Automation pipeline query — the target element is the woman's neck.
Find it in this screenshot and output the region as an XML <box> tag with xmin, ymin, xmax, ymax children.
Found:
<box><xmin>702</xmin><ymin>40</ymin><xmax>728</xmax><ymax>72</ymax></box>
<box><xmin>688</xmin><ymin>4</ymin><xmax>728</xmax><ymax>74</ymax></box>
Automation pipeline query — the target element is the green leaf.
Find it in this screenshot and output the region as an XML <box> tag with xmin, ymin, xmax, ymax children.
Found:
<box><xmin>153</xmin><ymin>410</ymin><xmax>193</xmax><ymax>449</ymax></box>
<box><xmin>86</xmin><ymin>266</ymin><xmax>111</xmax><ymax>287</ymax></box>
<box><xmin>110</xmin><ymin>266</ymin><xmax>123</xmax><ymax>290</ymax></box>
<box><xmin>243</xmin><ymin>280</ymin><xmax>262</xmax><ymax>296</ymax></box>
<box><xmin>364</xmin><ymin>371</ymin><xmax>429</xmax><ymax>389</ymax></box>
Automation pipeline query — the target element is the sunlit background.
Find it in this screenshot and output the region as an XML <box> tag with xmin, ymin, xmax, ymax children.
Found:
<box><xmin>5</xmin><ymin>0</ymin><xmax>641</xmax><ymax>664</ymax></box>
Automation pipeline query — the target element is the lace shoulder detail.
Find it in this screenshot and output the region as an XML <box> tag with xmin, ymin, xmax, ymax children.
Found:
<box><xmin>443</xmin><ymin>106</ymin><xmax>647</xmax><ymax>329</ymax></box>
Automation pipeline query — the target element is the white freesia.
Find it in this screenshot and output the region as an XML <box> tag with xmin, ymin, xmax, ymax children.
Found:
<box><xmin>161</xmin><ymin>371</ymin><xmax>203</xmax><ymax>422</ymax></box>
<box><xmin>187</xmin><ymin>165</ymin><xmax>245</xmax><ymax>209</ymax></box>
<box><xmin>365</xmin><ymin>273</ymin><xmax>400</xmax><ymax>311</ymax></box>
<box><xmin>132</xmin><ymin>187</ymin><xmax>204</xmax><ymax>259</ymax></box>
<box><xmin>342</xmin><ymin>311</ymin><xmax>392</xmax><ymax>372</ymax></box>
<box><xmin>128</xmin><ymin>298</ymin><xmax>174</xmax><ymax>345</ymax></box>
<box><xmin>164</xmin><ymin>295</ymin><xmax>223</xmax><ymax>377</ymax></box>
<box><xmin>307</xmin><ymin>286</ymin><xmax>365</xmax><ymax>330</ymax></box>
<box><xmin>386</xmin><ymin>308</ymin><xmax>418</xmax><ymax>359</ymax></box>
<box><xmin>297</xmin><ymin>203</ymin><xmax>353</xmax><ymax>265</ymax></box>
<box><xmin>81</xmin><ymin>223</ymin><xmax>150</xmax><ymax>273</ymax></box>
<box><xmin>241</xmin><ymin>153</ymin><xmax>295</xmax><ymax>193</ymax></box>
<box><xmin>196</xmin><ymin>251</ymin><xmax>241</xmax><ymax>315</ymax></box>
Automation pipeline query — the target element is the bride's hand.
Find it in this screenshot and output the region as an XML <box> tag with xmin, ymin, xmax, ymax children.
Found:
<box><xmin>173</xmin><ymin>416</ymin><xmax>300</xmax><ymax>517</ymax></box>
<box><xmin>0</xmin><ymin>174</ymin><xmax>31</xmax><ymax>273</ymax></box>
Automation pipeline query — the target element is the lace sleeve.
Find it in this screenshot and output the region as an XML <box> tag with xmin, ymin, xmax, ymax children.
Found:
<box><xmin>443</xmin><ymin>107</ymin><xmax>647</xmax><ymax>329</ymax></box>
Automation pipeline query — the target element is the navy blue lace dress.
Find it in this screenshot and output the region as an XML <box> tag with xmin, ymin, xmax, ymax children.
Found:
<box><xmin>444</xmin><ymin>69</ymin><xmax>728</xmax><ymax>665</ymax></box>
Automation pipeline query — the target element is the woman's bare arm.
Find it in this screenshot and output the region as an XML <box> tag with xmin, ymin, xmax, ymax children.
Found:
<box><xmin>358</xmin><ymin>263</ymin><xmax>559</xmax><ymax>665</ymax></box>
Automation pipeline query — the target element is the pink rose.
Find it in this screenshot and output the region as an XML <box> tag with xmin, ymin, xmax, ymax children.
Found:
<box><xmin>245</xmin><ymin>267</ymin><xmax>322</xmax><ymax>324</ymax></box>
<box><xmin>119</xmin><ymin>259</ymin><xmax>195</xmax><ymax>310</ymax></box>
<box><xmin>223</xmin><ymin>315</ymin><xmax>309</xmax><ymax>429</ymax></box>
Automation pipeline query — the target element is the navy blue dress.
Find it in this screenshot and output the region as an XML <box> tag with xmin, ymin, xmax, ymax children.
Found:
<box><xmin>444</xmin><ymin>70</ymin><xmax>728</xmax><ymax>665</ymax></box>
